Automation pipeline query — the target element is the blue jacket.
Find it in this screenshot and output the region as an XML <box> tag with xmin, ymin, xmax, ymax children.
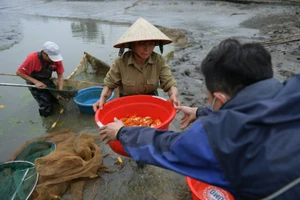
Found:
<box><xmin>117</xmin><ymin>76</ymin><xmax>300</xmax><ymax>200</ymax></box>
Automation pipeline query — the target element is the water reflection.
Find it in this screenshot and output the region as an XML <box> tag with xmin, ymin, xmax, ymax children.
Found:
<box><xmin>71</xmin><ymin>20</ymin><xmax>101</xmax><ymax>42</ymax></box>
<box><xmin>0</xmin><ymin>16</ymin><xmax>127</xmax><ymax>162</ymax></box>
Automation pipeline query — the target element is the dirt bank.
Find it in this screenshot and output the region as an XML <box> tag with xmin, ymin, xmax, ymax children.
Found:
<box><xmin>164</xmin><ymin>2</ymin><xmax>300</xmax><ymax>112</ymax></box>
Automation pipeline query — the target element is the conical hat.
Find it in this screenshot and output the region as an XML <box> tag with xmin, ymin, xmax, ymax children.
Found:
<box><xmin>114</xmin><ymin>17</ymin><xmax>172</xmax><ymax>48</ymax></box>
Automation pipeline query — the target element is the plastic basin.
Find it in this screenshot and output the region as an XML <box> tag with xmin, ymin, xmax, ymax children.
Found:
<box><xmin>74</xmin><ymin>86</ymin><xmax>114</xmax><ymax>115</ymax></box>
<box><xmin>186</xmin><ymin>177</ymin><xmax>235</xmax><ymax>200</ymax></box>
<box><xmin>95</xmin><ymin>95</ymin><xmax>176</xmax><ymax>157</ymax></box>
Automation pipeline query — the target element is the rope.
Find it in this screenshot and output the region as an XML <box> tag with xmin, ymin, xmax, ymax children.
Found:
<box><xmin>260</xmin><ymin>177</ymin><xmax>300</xmax><ymax>200</ymax></box>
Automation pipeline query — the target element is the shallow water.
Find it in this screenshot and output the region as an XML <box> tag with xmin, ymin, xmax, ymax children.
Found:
<box><xmin>0</xmin><ymin>15</ymin><xmax>126</xmax><ymax>161</ymax></box>
<box><xmin>0</xmin><ymin>14</ymin><xmax>172</xmax><ymax>162</ymax></box>
<box><xmin>0</xmin><ymin>1</ymin><xmax>185</xmax><ymax>200</ymax></box>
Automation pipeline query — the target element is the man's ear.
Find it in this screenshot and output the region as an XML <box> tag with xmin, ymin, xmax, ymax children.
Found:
<box><xmin>213</xmin><ymin>92</ymin><xmax>228</xmax><ymax>104</ymax></box>
<box><xmin>41</xmin><ymin>51</ymin><xmax>46</xmax><ymax>57</ymax></box>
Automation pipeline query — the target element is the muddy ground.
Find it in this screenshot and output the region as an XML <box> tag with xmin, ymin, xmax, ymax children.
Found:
<box><xmin>166</xmin><ymin>1</ymin><xmax>300</xmax><ymax>109</ymax></box>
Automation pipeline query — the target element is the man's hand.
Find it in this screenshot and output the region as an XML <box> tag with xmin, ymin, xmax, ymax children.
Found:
<box><xmin>99</xmin><ymin>117</ymin><xmax>124</xmax><ymax>144</ymax></box>
<box><xmin>35</xmin><ymin>81</ymin><xmax>46</xmax><ymax>88</ymax></box>
<box><xmin>56</xmin><ymin>94</ymin><xmax>69</xmax><ymax>102</ymax></box>
<box><xmin>174</xmin><ymin>105</ymin><xmax>198</xmax><ymax>129</ymax></box>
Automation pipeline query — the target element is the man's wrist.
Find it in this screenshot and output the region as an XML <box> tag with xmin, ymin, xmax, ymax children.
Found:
<box><xmin>196</xmin><ymin>107</ymin><xmax>201</xmax><ymax>118</ymax></box>
<box><xmin>116</xmin><ymin>126</ymin><xmax>125</xmax><ymax>140</ymax></box>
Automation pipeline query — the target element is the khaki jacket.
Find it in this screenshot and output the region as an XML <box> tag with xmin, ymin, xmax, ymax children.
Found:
<box><xmin>104</xmin><ymin>51</ymin><xmax>177</xmax><ymax>96</ymax></box>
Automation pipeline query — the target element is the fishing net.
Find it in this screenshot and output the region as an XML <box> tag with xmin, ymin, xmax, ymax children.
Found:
<box><xmin>0</xmin><ymin>161</ymin><xmax>38</xmax><ymax>200</ymax></box>
<box><xmin>52</xmin><ymin>79</ymin><xmax>105</xmax><ymax>91</ymax></box>
<box><xmin>52</xmin><ymin>51</ymin><xmax>119</xmax><ymax>97</ymax></box>
<box><xmin>1</xmin><ymin>141</ymin><xmax>54</xmax><ymax>200</ymax></box>
<box><xmin>66</xmin><ymin>51</ymin><xmax>111</xmax><ymax>83</ymax></box>
<box><xmin>14</xmin><ymin>140</ymin><xmax>56</xmax><ymax>163</ymax></box>
<box><xmin>48</xmin><ymin>86</ymin><xmax>78</xmax><ymax>101</ymax></box>
<box><xmin>6</xmin><ymin>129</ymin><xmax>114</xmax><ymax>200</ymax></box>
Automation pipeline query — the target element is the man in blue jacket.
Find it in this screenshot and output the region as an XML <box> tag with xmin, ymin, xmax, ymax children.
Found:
<box><xmin>99</xmin><ymin>38</ymin><xmax>300</xmax><ymax>200</ymax></box>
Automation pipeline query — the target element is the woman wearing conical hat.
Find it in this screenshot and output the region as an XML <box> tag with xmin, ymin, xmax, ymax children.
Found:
<box><xmin>93</xmin><ymin>17</ymin><xmax>180</xmax><ymax>111</ymax></box>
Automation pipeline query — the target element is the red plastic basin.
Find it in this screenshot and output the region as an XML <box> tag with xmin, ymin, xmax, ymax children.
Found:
<box><xmin>186</xmin><ymin>176</ymin><xmax>235</xmax><ymax>200</ymax></box>
<box><xmin>95</xmin><ymin>95</ymin><xmax>176</xmax><ymax>157</ymax></box>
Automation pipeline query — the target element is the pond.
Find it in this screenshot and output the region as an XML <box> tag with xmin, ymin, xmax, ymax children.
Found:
<box><xmin>0</xmin><ymin>14</ymin><xmax>174</xmax><ymax>158</ymax></box>
<box><xmin>0</xmin><ymin>12</ymin><xmax>186</xmax><ymax>200</ymax></box>
<box><xmin>0</xmin><ymin>15</ymin><xmax>125</xmax><ymax>160</ymax></box>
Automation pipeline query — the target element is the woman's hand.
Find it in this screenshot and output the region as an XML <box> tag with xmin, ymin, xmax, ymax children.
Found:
<box><xmin>174</xmin><ymin>105</ymin><xmax>198</xmax><ymax>129</ymax></box>
<box><xmin>169</xmin><ymin>94</ymin><xmax>180</xmax><ymax>106</ymax></box>
<box><xmin>168</xmin><ymin>86</ymin><xmax>180</xmax><ymax>106</ymax></box>
<box><xmin>99</xmin><ymin>118</ymin><xmax>124</xmax><ymax>144</ymax></box>
<box><xmin>93</xmin><ymin>98</ymin><xmax>105</xmax><ymax>112</ymax></box>
<box><xmin>93</xmin><ymin>86</ymin><xmax>113</xmax><ymax>112</ymax></box>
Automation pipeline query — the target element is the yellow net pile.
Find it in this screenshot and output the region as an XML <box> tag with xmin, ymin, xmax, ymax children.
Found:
<box><xmin>7</xmin><ymin>129</ymin><xmax>109</xmax><ymax>200</ymax></box>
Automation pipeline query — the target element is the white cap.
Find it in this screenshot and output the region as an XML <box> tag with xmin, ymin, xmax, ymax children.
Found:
<box><xmin>43</xmin><ymin>41</ymin><xmax>63</xmax><ymax>62</ymax></box>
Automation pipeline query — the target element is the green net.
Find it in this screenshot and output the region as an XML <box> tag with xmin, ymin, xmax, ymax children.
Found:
<box><xmin>0</xmin><ymin>161</ymin><xmax>38</xmax><ymax>200</ymax></box>
<box><xmin>6</xmin><ymin>130</ymin><xmax>112</xmax><ymax>200</ymax></box>
<box><xmin>14</xmin><ymin>140</ymin><xmax>56</xmax><ymax>163</ymax></box>
<box><xmin>1</xmin><ymin>140</ymin><xmax>55</xmax><ymax>200</ymax></box>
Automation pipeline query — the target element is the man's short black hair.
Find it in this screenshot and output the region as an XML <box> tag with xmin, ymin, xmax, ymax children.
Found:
<box><xmin>201</xmin><ymin>38</ymin><xmax>273</xmax><ymax>96</ymax></box>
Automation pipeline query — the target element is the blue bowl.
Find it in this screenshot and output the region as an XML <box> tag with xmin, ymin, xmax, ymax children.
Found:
<box><xmin>74</xmin><ymin>86</ymin><xmax>114</xmax><ymax>114</ymax></box>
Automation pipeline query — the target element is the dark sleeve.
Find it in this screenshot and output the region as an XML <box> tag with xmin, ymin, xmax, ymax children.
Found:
<box><xmin>196</xmin><ymin>106</ymin><xmax>213</xmax><ymax>118</ymax></box>
<box><xmin>116</xmin><ymin>120</ymin><xmax>232</xmax><ymax>191</ymax></box>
